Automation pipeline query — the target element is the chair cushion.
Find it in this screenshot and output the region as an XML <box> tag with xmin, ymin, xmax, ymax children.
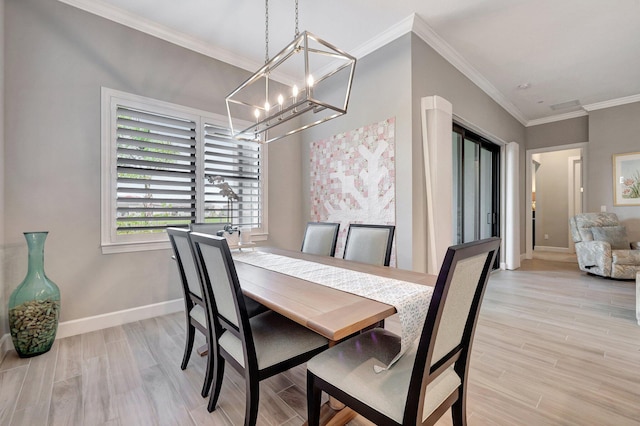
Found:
<box><xmin>307</xmin><ymin>329</ymin><xmax>461</xmax><ymax>423</ymax></box>
<box><xmin>612</xmin><ymin>250</ymin><xmax>640</xmax><ymax>266</ymax></box>
<box><xmin>190</xmin><ymin>304</ymin><xmax>206</xmax><ymax>326</ymax></box>
<box><xmin>219</xmin><ymin>311</ymin><xmax>328</xmax><ymax>370</ymax></box>
<box><xmin>592</xmin><ymin>226</ymin><xmax>629</xmax><ymax>250</ymax></box>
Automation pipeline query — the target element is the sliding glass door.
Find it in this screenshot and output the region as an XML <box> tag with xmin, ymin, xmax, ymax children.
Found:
<box><xmin>453</xmin><ymin>125</ymin><xmax>500</xmax><ymax>262</ymax></box>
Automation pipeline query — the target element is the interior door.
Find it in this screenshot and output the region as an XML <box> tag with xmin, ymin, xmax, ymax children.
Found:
<box><xmin>453</xmin><ymin>124</ymin><xmax>500</xmax><ymax>266</ymax></box>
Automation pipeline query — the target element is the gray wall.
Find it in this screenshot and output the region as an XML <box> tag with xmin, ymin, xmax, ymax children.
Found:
<box><xmin>301</xmin><ymin>33</ymin><xmax>527</xmax><ymax>273</ymax></box>
<box><xmin>587</xmin><ymin>102</ymin><xmax>640</xmax><ymax>241</ymax></box>
<box><xmin>3</xmin><ymin>0</ymin><xmax>302</xmax><ymax>323</ymax></box>
<box><xmin>526</xmin><ymin>116</ymin><xmax>589</xmax><ymax>150</ymax></box>
<box><xmin>300</xmin><ymin>35</ymin><xmax>413</xmax><ymax>268</ymax></box>
<box><xmin>1</xmin><ymin>0</ymin><xmax>6</xmax><ymax>337</ymax></box>
<box><xmin>410</xmin><ymin>33</ymin><xmax>526</xmax><ymax>270</ymax></box>
<box><xmin>526</xmin><ymin>106</ymin><xmax>640</xmax><ymax>246</ymax></box>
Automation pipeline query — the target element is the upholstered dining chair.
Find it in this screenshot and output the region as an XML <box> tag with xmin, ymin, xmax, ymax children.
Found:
<box><xmin>343</xmin><ymin>224</ymin><xmax>395</xmax><ymax>266</ymax></box>
<box><xmin>167</xmin><ymin>227</ymin><xmax>215</xmax><ymax>398</ymax></box>
<box><xmin>189</xmin><ymin>232</ymin><xmax>330</xmax><ymax>425</ymax></box>
<box><xmin>306</xmin><ymin>237</ymin><xmax>501</xmax><ymax>426</ymax></box>
<box><xmin>301</xmin><ymin>221</ymin><xmax>341</xmax><ymax>256</ymax></box>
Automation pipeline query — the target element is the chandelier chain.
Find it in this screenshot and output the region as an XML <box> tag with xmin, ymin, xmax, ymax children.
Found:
<box><xmin>294</xmin><ymin>0</ymin><xmax>299</xmax><ymax>38</ymax></box>
<box><xmin>265</xmin><ymin>0</ymin><xmax>269</xmax><ymax>63</ymax></box>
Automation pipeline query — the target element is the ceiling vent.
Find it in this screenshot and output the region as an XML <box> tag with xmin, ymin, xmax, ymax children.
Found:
<box><xmin>549</xmin><ymin>99</ymin><xmax>581</xmax><ymax>111</ymax></box>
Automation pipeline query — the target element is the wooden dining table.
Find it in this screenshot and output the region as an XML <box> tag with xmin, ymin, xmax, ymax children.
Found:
<box><xmin>233</xmin><ymin>246</ymin><xmax>438</xmax><ymax>343</ymax></box>
<box><xmin>230</xmin><ymin>246</ymin><xmax>438</xmax><ymax>425</ymax></box>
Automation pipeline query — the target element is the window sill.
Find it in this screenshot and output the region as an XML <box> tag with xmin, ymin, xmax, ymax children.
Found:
<box><xmin>101</xmin><ymin>232</ymin><xmax>268</xmax><ymax>254</ymax></box>
<box><xmin>101</xmin><ymin>240</ymin><xmax>171</xmax><ymax>254</ymax></box>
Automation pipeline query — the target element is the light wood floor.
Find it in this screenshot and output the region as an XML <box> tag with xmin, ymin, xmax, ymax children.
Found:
<box><xmin>1</xmin><ymin>259</ymin><xmax>639</xmax><ymax>425</ymax></box>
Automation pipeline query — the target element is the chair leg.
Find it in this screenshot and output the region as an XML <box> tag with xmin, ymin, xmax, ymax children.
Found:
<box><xmin>207</xmin><ymin>357</ymin><xmax>225</xmax><ymax>412</ymax></box>
<box><xmin>306</xmin><ymin>371</ymin><xmax>322</xmax><ymax>426</ymax></box>
<box><xmin>201</xmin><ymin>340</ymin><xmax>214</xmax><ymax>397</ymax></box>
<box><xmin>181</xmin><ymin>322</ymin><xmax>195</xmax><ymax>370</ymax></box>
<box><xmin>451</xmin><ymin>393</ymin><xmax>467</xmax><ymax>426</ymax></box>
<box><xmin>244</xmin><ymin>376</ymin><xmax>260</xmax><ymax>426</ymax></box>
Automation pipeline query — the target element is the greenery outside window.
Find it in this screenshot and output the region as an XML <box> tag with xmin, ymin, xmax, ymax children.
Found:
<box><xmin>101</xmin><ymin>88</ymin><xmax>267</xmax><ymax>254</ymax></box>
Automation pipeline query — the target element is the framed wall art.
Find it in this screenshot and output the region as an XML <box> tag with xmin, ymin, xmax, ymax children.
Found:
<box><xmin>613</xmin><ymin>151</ymin><xmax>640</xmax><ymax>206</ymax></box>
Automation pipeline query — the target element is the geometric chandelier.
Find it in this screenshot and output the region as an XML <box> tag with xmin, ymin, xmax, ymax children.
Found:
<box><xmin>226</xmin><ymin>0</ymin><xmax>356</xmax><ymax>144</ymax></box>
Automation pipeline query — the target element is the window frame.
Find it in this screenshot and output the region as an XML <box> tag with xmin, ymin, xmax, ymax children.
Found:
<box><xmin>101</xmin><ymin>87</ymin><xmax>268</xmax><ymax>254</ymax></box>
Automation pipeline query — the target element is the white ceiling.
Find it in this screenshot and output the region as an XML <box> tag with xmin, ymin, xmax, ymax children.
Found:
<box><xmin>62</xmin><ymin>0</ymin><xmax>640</xmax><ymax>126</ymax></box>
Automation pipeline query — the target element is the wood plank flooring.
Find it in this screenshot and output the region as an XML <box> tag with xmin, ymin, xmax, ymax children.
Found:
<box><xmin>1</xmin><ymin>259</ymin><xmax>639</xmax><ymax>425</ymax></box>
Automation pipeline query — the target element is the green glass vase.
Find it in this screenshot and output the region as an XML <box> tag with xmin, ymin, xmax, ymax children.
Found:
<box><xmin>8</xmin><ymin>232</ymin><xmax>61</xmax><ymax>358</ymax></box>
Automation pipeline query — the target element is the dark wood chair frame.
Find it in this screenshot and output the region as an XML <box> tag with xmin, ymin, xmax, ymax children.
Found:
<box><xmin>300</xmin><ymin>221</ymin><xmax>341</xmax><ymax>257</ymax></box>
<box><xmin>190</xmin><ymin>233</ymin><xmax>329</xmax><ymax>425</ymax></box>
<box><xmin>307</xmin><ymin>237</ymin><xmax>501</xmax><ymax>426</ymax></box>
<box><xmin>167</xmin><ymin>227</ymin><xmax>214</xmax><ymax>398</ymax></box>
<box><xmin>343</xmin><ymin>223</ymin><xmax>396</xmax><ymax>266</ymax></box>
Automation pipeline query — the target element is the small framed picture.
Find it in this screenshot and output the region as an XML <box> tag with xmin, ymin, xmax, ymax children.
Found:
<box><xmin>613</xmin><ymin>152</ymin><xmax>640</xmax><ymax>206</ymax></box>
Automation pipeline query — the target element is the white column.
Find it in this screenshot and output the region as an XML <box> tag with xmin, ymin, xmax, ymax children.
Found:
<box><xmin>505</xmin><ymin>142</ymin><xmax>521</xmax><ymax>270</ymax></box>
<box><xmin>421</xmin><ymin>96</ymin><xmax>453</xmax><ymax>275</ymax></box>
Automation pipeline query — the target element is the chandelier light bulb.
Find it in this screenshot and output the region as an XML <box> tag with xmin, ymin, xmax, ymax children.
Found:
<box><xmin>278</xmin><ymin>94</ymin><xmax>284</xmax><ymax>105</ymax></box>
<box><xmin>264</xmin><ymin>101</ymin><xmax>271</xmax><ymax>112</ymax></box>
<box><xmin>254</xmin><ymin>109</ymin><xmax>260</xmax><ymax>121</ymax></box>
<box><xmin>292</xmin><ymin>85</ymin><xmax>299</xmax><ymax>97</ymax></box>
<box><xmin>307</xmin><ymin>74</ymin><xmax>314</xmax><ymax>87</ymax></box>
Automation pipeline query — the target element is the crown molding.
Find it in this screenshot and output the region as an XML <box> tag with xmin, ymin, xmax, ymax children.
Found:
<box><xmin>57</xmin><ymin>0</ymin><xmax>263</xmax><ymax>76</ymax></box>
<box><xmin>56</xmin><ymin>1</ymin><xmax>528</xmax><ymax>126</ymax></box>
<box><xmin>526</xmin><ymin>110</ymin><xmax>588</xmax><ymax>127</ymax></box>
<box><xmin>582</xmin><ymin>94</ymin><xmax>640</xmax><ymax>111</ymax></box>
<box><xmin>350</xmin><ymin>15</ymin><xmax>414</xmax><ymax>59</ymax></box>
<box><xmin>64</xmin><ymin>1</ymin><xmax>638</xmax><ymax>128</ymax></box>
<box><xmin>410</xmin><ymin>14</ymin><xmax>528</xmax><ymax>126</ymax></box>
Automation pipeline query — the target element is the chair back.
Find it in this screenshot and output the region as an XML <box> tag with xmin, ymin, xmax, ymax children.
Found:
<box><xmin>301</xmin><ymin>222</ymin><xmax>340</xmax><ymax>256</ymax></box>
<box><xmin>167</xmin><ymin>227</ymin><xmax>203</xmax><ymax>301</ymax></box>
<box><xmin>189</xmin><ymin>233</ymin><xmax>260</xmax><ymax>371</ymax></box>
<box><xmin>190</xmin><ymin>222</ymin><xmax>229</xmax><ymax>235</ymax></box>
<box><xmin>343</xmin><ymin>224</ymin><xmax>395</xmax><ymax>266</ymax></box>
<box><xmin>406</xmin><ymin>237</ymin><xmax>500</xmax><ymax>424</ymax></box>
<box><xmin>190</xmin><ymin>233</ymin><xmax>245</xmax><ymax>329</ymax></box>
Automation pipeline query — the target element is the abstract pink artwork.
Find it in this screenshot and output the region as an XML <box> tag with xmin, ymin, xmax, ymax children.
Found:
<box><xmin>310</xmin><ymin>117</ymin><xmax>396</xmax><ymax>260</ymax></box>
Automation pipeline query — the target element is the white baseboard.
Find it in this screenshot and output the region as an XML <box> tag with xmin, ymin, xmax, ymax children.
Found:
<box><xmin>56</xmin><ymin>298</ymin><xmax>184</xmax><ymax>339</ymax></box>
<box><xmin>0</xmin><ymin>300</ymin><xmax>184</xmax><ymax>359</ymax></box>
<box><xmin>533</xmin><ymin>246</ymin><xmax>570</xmax><ymax>253</ymax></box>
<box><xmin>0</xmin><ymin>333</ymin><xmax>12</xmax><ymax>364</ymax></box>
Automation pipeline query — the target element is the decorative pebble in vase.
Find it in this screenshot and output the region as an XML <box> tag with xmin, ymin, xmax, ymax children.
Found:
<box><xmin>8</xmin><ymin>232</ymin><xmax>61</xmax><ymax>357</ymax></box>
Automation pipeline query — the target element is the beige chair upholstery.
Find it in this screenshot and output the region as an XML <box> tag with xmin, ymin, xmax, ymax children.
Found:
<box><xmin>301</xmin><ymin>222</ymin><xmax>340</xmax><ymax>256</ymax></box>
<box><xmin>343</xmin><ymin>224</ymin><xmax>395</xmax><ymax>266</ymax></box>
<box><xmin>570</xmin><ymin>212</ymin><xmax>640</xmax><ymax>279</ymax></box>
<box><xmin>189</xmin><ymin>233</ymin><xmax>329</xmax><ymax>424</ymax></box>
<box><xmin>307</xmin><ymin>237</ymin><xmax>501</xmax><ymax>426</ymax></box>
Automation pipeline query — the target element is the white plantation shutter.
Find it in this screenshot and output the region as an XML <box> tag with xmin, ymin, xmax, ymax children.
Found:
<box><xmin>101</xmin><ymin>88</ymin><xmax>267</xmax><ymax>253</ymax></box>
<box><xmin>115</xmin><ymin>106</ymin><xmax>197</xmax><ymax>233</ymax></box>
<box><xmin>203</xmin><ymin>123</ymin><xmax>262</xmax><ymax>228</ymax></box>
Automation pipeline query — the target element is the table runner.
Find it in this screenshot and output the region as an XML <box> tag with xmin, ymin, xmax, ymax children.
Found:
<box><xmin>232</xmin><ymin>250</ymin><xmax>433</xmax><ymax>371</ymax></box>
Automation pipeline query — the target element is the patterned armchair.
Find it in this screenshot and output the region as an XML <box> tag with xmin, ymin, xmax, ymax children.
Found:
<box><xmin>570</xmin><ymin>212</ymin><xmax>640</xmax><ymax>279</ymax></box>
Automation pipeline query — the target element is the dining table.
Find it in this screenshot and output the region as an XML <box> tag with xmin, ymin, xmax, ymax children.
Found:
<box><xmin>233</xmin><ymin>246</ymin><xmax>437</xmax><ymax>342</ymax></box>
<box><xmin>230</xmin><ymin>246</ymin><xmax>438</xmax><ymax>425</ymax></box>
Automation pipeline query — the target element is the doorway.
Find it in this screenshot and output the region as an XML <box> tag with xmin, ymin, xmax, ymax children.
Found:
<box><xmin>525</xmin><ymin>143</ymin><xmax>587</xmax><ymax>259</ymax></box>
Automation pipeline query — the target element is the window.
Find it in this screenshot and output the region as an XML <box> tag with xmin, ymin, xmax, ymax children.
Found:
<box><xmin>101</xmin><ymin>88</ymin><xmax>267</xmax><ymax>253</ymax></box>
